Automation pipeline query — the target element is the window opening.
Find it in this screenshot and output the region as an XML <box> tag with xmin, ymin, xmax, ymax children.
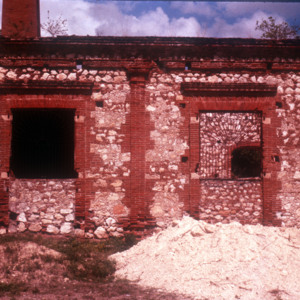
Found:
<box><xmin>231</xmin><ymin>147</ymin><xmax>262</xmax><ymax>178</ymax></box>
<box><xmin>185</xmin><ymin>62</ymin><xmax>191</xmax><ymax>71</ymax></box>
<box><xmin>10</xmin><ymin>108</ymin><xmax>77</xmax><ymax>179</ymax></box>
<box><xmin>76</xmin><ymin>60</ymin><xmax>83</xmax><ymax>70</ymax></box>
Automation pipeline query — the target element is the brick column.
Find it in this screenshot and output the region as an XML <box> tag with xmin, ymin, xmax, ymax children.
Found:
<box><xmin>126</xmin><ymin>66</ymin><xmax>155</xmax><ymax>234</ymax></box>
<box><xmin>0</xmin><ymin>111</ymin><xmax>11</xmax><ymax>227</ymax></box>
<box><xmin>262</xmin><ymin>106</ymin><xmax>282</xmax><ymax>226</ymax></box>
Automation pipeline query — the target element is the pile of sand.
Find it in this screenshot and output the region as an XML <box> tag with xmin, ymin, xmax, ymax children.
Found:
<box><xmin>111</xmin><ymin>216</ymin><xmax>300</xmax><ymax>300</ymax></box>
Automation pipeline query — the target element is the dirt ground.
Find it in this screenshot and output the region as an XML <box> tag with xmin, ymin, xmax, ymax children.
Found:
<box><xmin>0</xmin><ymin>280</ymin><xmax>195</xmax><ymax>300</ymax></box>
<box><xmin>0</xmin><ymin>237</ymin><xmax>193</xmax><ymax>300</ymax></box>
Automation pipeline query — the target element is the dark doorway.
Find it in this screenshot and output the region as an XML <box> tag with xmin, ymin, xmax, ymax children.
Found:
<box><xmin>10</xmin><ymin>108</ymin><xmax>77</xmax><ymax>179</ymax></box>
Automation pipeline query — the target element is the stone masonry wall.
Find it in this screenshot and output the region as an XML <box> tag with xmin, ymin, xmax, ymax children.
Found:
<box><xmin>0</xmin><ymin>62</ymin><xmax>300</xmax><ymax>236</ymax></box>
<box><xmin>9</xmin><ymin>179</ymin><xmax>75</xmax><ymax>235</ymax></box>
<box><xmin>146</xmin><ymin>69</ymin><xmax>300</xmax><ymax>228</ymax></box>
<box><xmin>146</xmin><ymin>72</ymin><xmax>189</xmax><ymax>226</ymax></box>
<box><xmin>88</xmin><ymin>71</ymin><xmax>131</xmax><ymax>238</ymax></box>
<box><xmin>200</xmin><ymin>180</ymin><xmax>262</xmax><ymax>224</ymax></box>
<box><xmin>0</xmin><ymin>66</ymin><xmax>131</xmax><ymax>238</ymax></box>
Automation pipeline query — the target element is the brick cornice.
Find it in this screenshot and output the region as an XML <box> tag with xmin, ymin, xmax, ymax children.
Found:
<box><xmin>0</xmin><ymin>37</ymin><xmax>299</xmax><ymax>61</ymax></box>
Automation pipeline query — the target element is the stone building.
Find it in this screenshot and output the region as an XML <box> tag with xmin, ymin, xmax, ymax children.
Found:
<box><xmin>0</xmin><ymin>0</ymin><xmax>299</xmax><ymax>238</ymax></box>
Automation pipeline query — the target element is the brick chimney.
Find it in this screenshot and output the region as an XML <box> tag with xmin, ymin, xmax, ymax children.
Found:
<box><xmin>2</xmin><ymin>0</ymin><xmax>40</xmax><ymax>39</ymax></box>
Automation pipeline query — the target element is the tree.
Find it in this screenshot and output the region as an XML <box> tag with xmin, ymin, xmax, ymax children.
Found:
<box><xmin>41</xmin><ymin>11</ymin><xmax>68</xmax><ymax>37</ymax></box>
<box><xmin>256</xmin><ymin>16</ymin><xmax>299</xmax><ymax>39</ymax></box>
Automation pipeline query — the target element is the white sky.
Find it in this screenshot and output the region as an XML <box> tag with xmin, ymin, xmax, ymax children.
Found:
<box><xmin>0</xmin><ymin>0</ymin><xmax>299</xmax><ymax>38</ymax></box>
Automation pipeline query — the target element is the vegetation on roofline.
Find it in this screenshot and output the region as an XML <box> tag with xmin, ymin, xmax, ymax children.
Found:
<box><xmin>256</xmin><ymin>16</ymin><xmax>300</xmax><ymax>39</ymax></box>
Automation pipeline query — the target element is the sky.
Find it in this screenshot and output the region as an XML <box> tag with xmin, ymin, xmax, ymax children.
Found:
<box><xmin>0</xmin><ymin>0</ymin><xmax>299</xmax><ymax>38</ymax></box>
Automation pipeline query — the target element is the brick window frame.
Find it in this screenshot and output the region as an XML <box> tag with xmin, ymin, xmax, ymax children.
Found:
<box><xmin>0</xmin><ymin>81</ymin><xmax>93</xmax><ymax>226</ymax></box>
<box><xmin>180</xmin><ymin>83</ymin><xmax>281</xmax><ymax>226</ymax></box>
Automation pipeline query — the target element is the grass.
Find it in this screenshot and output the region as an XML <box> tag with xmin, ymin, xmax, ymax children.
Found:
<box><xmin>0</xmin><ymin>232</ymin><xmax>137</xmax><ymax>284</ymax></box>
<box><xmin>0</xmin><ymin>281</ymin><xmax>28</xmax><ymax>296</ymax></box>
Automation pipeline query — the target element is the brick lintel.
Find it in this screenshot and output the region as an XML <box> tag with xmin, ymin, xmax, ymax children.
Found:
<box><xmin>181</xmin><ymin>83</ymin><xmax>277</xmax><ymax>97</ymax></box>
<box><xmin>0</xmin><ymin>81</ymin><xmax>94</xmax><ymax>94</ymax></box>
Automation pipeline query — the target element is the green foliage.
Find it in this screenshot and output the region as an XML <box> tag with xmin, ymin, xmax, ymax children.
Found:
<box><xmin>256</xmin><ymin>16</ymin><xmax>300</xmax><ymax>39</ymax></box>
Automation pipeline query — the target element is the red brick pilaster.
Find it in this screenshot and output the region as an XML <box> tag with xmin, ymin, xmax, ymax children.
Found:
<box><xmin>126</xmin><ymin>66</ymin><xmax>155</xmax><ymax>234</ymax></box>
<box><xmin>0</xmin><ymin>110</ymin><xmax>11</xmax><ymax>226</ymax></box>
<box><xmin>261</xmin><ymin>104</ymin><xmax>282</xmax><ymax>226</ymax></box>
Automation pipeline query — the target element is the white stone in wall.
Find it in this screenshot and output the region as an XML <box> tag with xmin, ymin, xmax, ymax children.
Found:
<box><xmin>6</xmin><ymin>71</ymin><xmax>17</xmax><ymax>80</ymax></box>
<box><xmin>75</xmin><ymin>229</ymin><xmax>85</xmax><ymax>238</ymax></box>
<box><xmin>105</xmin><ymin>217</ymin><xmax>116</xmax><ymax>227</ymax></box>
<box><xmin>257</xmin><ymin>76</ymin><xmax>264</xmax><ymax>83</ymax></box>
<box><xmin>277</xmin><ymin>85</ymin><xmax>284</xmax><ymax>94</ymax></box>
<box><xmin>60</xmin><ymin>222</ymin><xmax>73</xmax><ymax>234</ymax></box>
<box><xmin>294</xmin><ymin>171</ymin><xmax>300</xmax><ymax>180</ymax></box>
<box><xmin>89</xmin><ymin>70</ymin><xmax>98</xmax><ymax>76</ymax></box>
<box><xmin>146</xmin><ymin>105</ymin><xmax>156</xmax><ymax>112</ymax></box>
<box><xmin>111</xmin><ymin>180</ymin><xmax>122</xmax><ymax>188</ymax></box>
<box><xmin>42</xmin><ymin>219</ymin><xmax>53</xmax><ymax>224</ymax></box>
<box><xmin>17</xmin><ymin>212</ymin><xmax>27</xmax><ymax>222</ymax></box>
<box><xmin>65</xmin><ymin>214</ymin><xmax>74</xmax><ymax>222</ymax></box>
<box><xmin>114</xmin><ymin>76</ymin><xmax>124</xmax><ymax>83</ymax></box>
<box><xmin>94</xmin><ymin>227</ymin><xmax>108</xmax><ymax>239</ymax></box>
<box><xmin>40</xmin><ymin>73</ymin><xmax>49</xmax><ymax>80</ymax></box>
<box><xmin>47</xmin><ymin>225</ymin><xmax>60</xmax><ymax>234</ymax></box>
<box><xmin>60</xmin><ymin>208</ymin><xmax>73</xmax><ymax>215</ymax></box>
<box><xmin>68</xmin><ymin>73</ymin><xmax>77</xmax><ymax>81</ymax></box>
<box><xmin>102</xmin><ymin>75</ymin><xmax>113</xmax><ymax>82</ymax></box>
<box><xmin>85</xmin><ymin>232</ymin><xmax>94</xmax><ymax>239</ymax></box>
<box><xmin>55</xmin><ymin>213</ymin><xmax>64</xmax><ymax>220</ymax></box>
<box><xmin>56</xmin><ymin>73</ymin><xmax>67</xmax><ymax>80</ymax></box>
<box><xmin>110</xmin><ymin>231</ymin><xmax>123</xmax><ymax>237</ymax></box>
<box><xmin>0</xmin><ymin>228</ymin><xmax>7</xmax><ymax>235</ymax></box>
<box><xmin>120</xmin><ymin>153</ymin><xmax>130</xmax><ymax>162</ymax></box>
<box><xmin>0</xmin><ymin>67</ymin><xmax>8</xmax><ymax>73</ymax></box>
<box><xmin>285</xmin><ymin>87</ymin><xmax>294</xmax><ymax>94</ymax></box>
<box><xmin>168</xmin><ymin>165</ymin><xmax>178</xmax><ymax>171</ymax></box>
<box><xmin>29</xmin><ymin>223</ymin><xmax>42</xmax><ymax>232</ymax></box>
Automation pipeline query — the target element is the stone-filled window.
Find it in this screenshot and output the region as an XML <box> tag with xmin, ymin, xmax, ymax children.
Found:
<box><xmin>231</xmin><ymin>147</ymin><xmax>262</xmax><ymax>178</ymax></box>
<box><xmin>10</xmin><ymin>108</ymin><xmax>77</xmax><ymax>179</ymax></box>
<box><xmin>198</xmin><ymin>111</ymin><xmax>262</xmax><ymax>179</ymax></box>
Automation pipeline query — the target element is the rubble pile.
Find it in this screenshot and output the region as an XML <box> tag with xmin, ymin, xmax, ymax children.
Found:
<box><xmin>111</xmin><ymin>217</ymin><xmax>300</xmax><ymax>300</ymax></box>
